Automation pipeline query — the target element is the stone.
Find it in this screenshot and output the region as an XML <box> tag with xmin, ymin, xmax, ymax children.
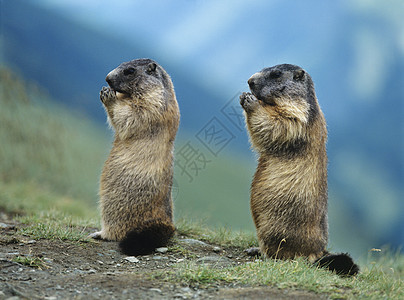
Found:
<box><xmin>196</xmin><ymin>256</ymin><xmax>232</xmax><ymax>267</ymax></box>
<box><xmin>244</xmin><ymin>247</ymin><xmax>261</xmax><ymax>256</ymax></box>
<box><xmin>213</xmin><ymin>246</ymin><xmax>222</xmax><ymax>253</ymax></box>
<box><xmin>124</xmin><ymin>257</ymin><xmax>139</xmax><ymax>263</ymax></box>
<box><xmin>155</xmin><ymin>247</ymin><xmax>168</xmax><ymax>253</ymax></box>
<box><xmin>0</xmin><ymin>222</ymin><xmax>15</xmax><ymax>229</ymax></box>
<box><xmin>152</xmin><ymin>256</ymin><xmax>168</xmax><ymax>260</ymax></box>
<box><xmin>179</xmin><ymin>238</ymin><xmax>208</xmax><ymax>247</ymax></box>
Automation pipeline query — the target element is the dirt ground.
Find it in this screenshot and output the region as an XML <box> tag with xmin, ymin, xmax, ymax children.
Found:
<box><xmin>0</xmin><ymin>218</ymin><xmax>326</xmax><ymax>300</ymax></box>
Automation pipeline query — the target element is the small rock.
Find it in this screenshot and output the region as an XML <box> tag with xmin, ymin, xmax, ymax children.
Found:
<box><xmin>244</xmin><ymin>247</ymin><xmax>261</xmax><ymax>256</ymax></box>
<box><xmin>149</xmin><ymin>288</ymin><xmax>162</xmax><ymax>293</ymax></box>
<box><xmin>124</xmin><ymin>256</ymin><xmax>139</xmax><ymax>263</ymax></box>
<box><xmin>87</xmin><ymin>269</ymin><xmax>96</xmax><ymax>274</ymax></box>
<box><xmin>155</xmin><ymin>247</ymin><xmax>168</xmax><ymax>253</ymax></box>
<box><xmin>196</xmin><ymin>256</ymin><xmax>232</xmax><ymax>266</ymax></box>
<box><xmin>0</xmin><ymin>222</ymin><xmax>15</xmax><ymax>229</ymax></box>
<box><xmin>97</xmin><ymin>260</ymin><xmax>104</xmax><ymax>265</ymax></box>
<box><xmin>180</xmin><ymin>238</ymin><xmax>208</xmax><ymax>247</ymax></box>
<box><xmin>212</xmin><ymin>246</ymin><xmax>221</xmax><ymax>253</ymax></box>
<box><xmin>173</xmin><ymin>293</ymin><xmax>187</xmax><ymax>299</ymax></box>
<box><xmin>153</xmin><ymin>256</ymin><xmax>168</xmax><ymax>260</ymax></box>
<box><xmin>27</xmin><ymin>240</ymin><xmax>36</xmax><ymax>244</ymax></box>
<box><xmin>181</xmin><ymin>287</ymin><xmax>192</xmax><ymax>293</ymax></box>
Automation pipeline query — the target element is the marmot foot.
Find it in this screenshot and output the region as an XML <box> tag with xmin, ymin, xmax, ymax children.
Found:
<box><xmin>100</xmin><ymin>86</ymin><xmax>117</xmax><ymax>106</ymax></box>
<box><xmin>240</xmin><ymin>92</ymin><xmax>258</xmax><ymax>112</ymax></box>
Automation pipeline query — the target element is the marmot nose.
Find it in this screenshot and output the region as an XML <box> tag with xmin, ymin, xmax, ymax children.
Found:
<box><xmin>248</xmin><ymin>78</ymin><xmax>255</xmax><ymax>88</ymax></box>
<box><xmin>105</xmin><ymin>69</ymin><xmax>118</xmax><ymax>87</ymax></box>
<box><xmin>106</xmin><ymin>74</ymin><xmax>116</xmax><ymax>88</ymax></box>
<box><xmin>106</xmin><ymin>76</ymin><xmax>112</xmax><ymax>86</ymax></box>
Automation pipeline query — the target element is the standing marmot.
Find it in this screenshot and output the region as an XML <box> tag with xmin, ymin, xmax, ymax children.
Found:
<box><xmin>90</xmin><ymin>58</ymin><xmax>180</xmax><ymax>256</ymax></box>
<box><xmin>240</xmin><ymin>64</ymin><xmax>359</xmax><ymax>276</ymax></box>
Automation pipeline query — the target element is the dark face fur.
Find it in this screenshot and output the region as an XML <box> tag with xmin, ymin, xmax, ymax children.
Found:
<box><xmin>105</xmin><ymin>58</ymin><xmax>172</xmax><ymax>102</ymax></box>
<box><xmin>248</xmin><ymin>64</ymin><xmax>318</xmax><ymax>121</ymax></box>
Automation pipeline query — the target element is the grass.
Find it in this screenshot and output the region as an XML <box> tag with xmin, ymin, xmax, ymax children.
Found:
<box><xmin>0</xmin><ymin>67</ymin><xmax>108</xmax><ymax>203</ymax></box>
<box><xmin>17</xmin><ymin>211</ymin><xmax>96</xmax><ymax>242</ymax></box>
<box><xmin>164</xmin><ymin>219</ymin><xmax>404</xmax><ymax>299</ymax></box>
<box><xmin>156</xmin><ymin>252</ymin><xmax>403</xmax><ymax>299</ymax></box>
<box><xmin>12</xmin><ymin>256</ymin><xmax>49</xmax><ymax>270</ymax></box>
<box><xmin>0</xmin><ymin>67</ymin><xmax>101</xmax><ymax>242</ymax></box>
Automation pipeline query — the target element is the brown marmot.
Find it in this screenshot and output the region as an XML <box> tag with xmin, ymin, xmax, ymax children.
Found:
<box><xmin>240</xmin><ymin>64</ymin><xmax>359</xmax><ymax>276</ymax></box>
<box><xmin>90</xmin><ymin>58</ymin><xmax>180</xmax><ymax>256</ymax></box>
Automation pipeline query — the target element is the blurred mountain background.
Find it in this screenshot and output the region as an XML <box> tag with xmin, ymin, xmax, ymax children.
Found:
<box><xmin>0</xmin><ymin>0</ymin><xmax>403</xmax><ymax>259</ymax></box>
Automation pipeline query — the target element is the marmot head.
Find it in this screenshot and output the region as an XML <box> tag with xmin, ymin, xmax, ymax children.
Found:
<box><xmin>105</xmin><ymin>58</ymin><xmax>174</xmax><ymax>107</ymax></box>
<box><xmin>247</xmin><ymin>64</ymin><xmax>318</xmax><ymax>122</ymax></box>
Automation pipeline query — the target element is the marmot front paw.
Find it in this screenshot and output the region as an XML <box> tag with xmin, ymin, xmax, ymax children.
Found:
<box><xmin>100</xmin><ymin>86</ymin><xmax>117</xmax><ymax>106</ymax></box>
<box><xmin>240</xmin><ymin>92</ymin><xmax>258</xmax><ymax>112</ymax></box>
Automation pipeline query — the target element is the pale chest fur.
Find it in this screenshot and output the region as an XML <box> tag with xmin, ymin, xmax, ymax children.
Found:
<box><xmin>108</xmin><ymin>133</ymin><xmax>173</xmax><ymax>178</ymax></box>
<box><xmin>255</xmin><ymin>151</ymin><xmax>326</xmax><ymax>211</ymax></box>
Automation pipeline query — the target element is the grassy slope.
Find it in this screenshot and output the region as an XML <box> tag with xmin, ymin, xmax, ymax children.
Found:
<box><xmin>0</xmin><ymin>67</ymin><xmax>402</xmax><ymax>299</ymax></box>
<box><xmin>0</xmin><ymin>68</ymin><xmax>108</xmax><ymax>201</ymax></box>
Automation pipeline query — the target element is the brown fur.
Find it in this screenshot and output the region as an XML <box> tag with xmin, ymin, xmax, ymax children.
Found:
<box><xmin>240</xmin><ymin>64</ymin><xmax>328</xmax><ymax>261</ymax></box>
<box><xmin>90</xmin><ymin>59</ymin><xmax>179</xmax><ymax>254</ymax></box>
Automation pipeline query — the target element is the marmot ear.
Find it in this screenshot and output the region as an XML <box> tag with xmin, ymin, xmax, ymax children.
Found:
<box><xmin>293</xmin><ymin>69</ymin><xmax>305</xmax><ymax>81</ymax></box>
<box><xmin>147</xmin><ymin>62</ymin><xmax>157</xmax><ymax>73</ymax></box>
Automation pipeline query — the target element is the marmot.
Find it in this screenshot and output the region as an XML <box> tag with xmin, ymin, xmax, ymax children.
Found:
<box><xmin>240</xmin><ymin>64</ymin><xmax>359</xmax><ymax>276</ymax></box>
<box><xmin>90</xmin><ymin>58</ymin><xmax>180</xmax><ymax>256</ymax></box>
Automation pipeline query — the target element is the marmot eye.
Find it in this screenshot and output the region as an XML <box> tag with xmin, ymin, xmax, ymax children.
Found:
<box><xmin>293</xmin><ymin>69</ymin><xmax>305</xmax><ymax>81</ymax></box>
<box><xmin>123</xmin><ymin>68</ymin><xmax>136</xmax><ymax>76</ymax></box>
<box><xmin>147</xmin><ymin>62</ymin><xmax>157</xmax><ymax>74</ymax></box>
<box><xmin>269</xmin><ymin>70</ymin><xmax>282</xmax><ymax>79</ymax></box>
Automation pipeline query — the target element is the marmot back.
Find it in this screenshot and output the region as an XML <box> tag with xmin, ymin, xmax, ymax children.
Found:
<box><xmin>240</xmin><ymin>64</ymin><xmax>358</xmax><ymax>276</ymax></box>
<box><xmin>90</xmin><ymin>58</ymin><xmax>180</xmax><ymax>256</ymax></box>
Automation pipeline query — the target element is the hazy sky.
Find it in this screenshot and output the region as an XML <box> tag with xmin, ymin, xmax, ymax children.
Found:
<box><xmin>35</xmin><ymin>0</ymin><xmax>402</xmax><ymax>103</ymax></box>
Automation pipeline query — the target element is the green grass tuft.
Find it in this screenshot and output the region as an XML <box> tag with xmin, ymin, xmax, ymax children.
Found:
<box><xmin>12</xmin><ymin>256</ymin><xmax>49</xmax><ymax>270</ymax></box>
<box><xmin>17</xmin><ymin>210</ymin><xmax>96</xmax><ymax>242</ymax></box>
